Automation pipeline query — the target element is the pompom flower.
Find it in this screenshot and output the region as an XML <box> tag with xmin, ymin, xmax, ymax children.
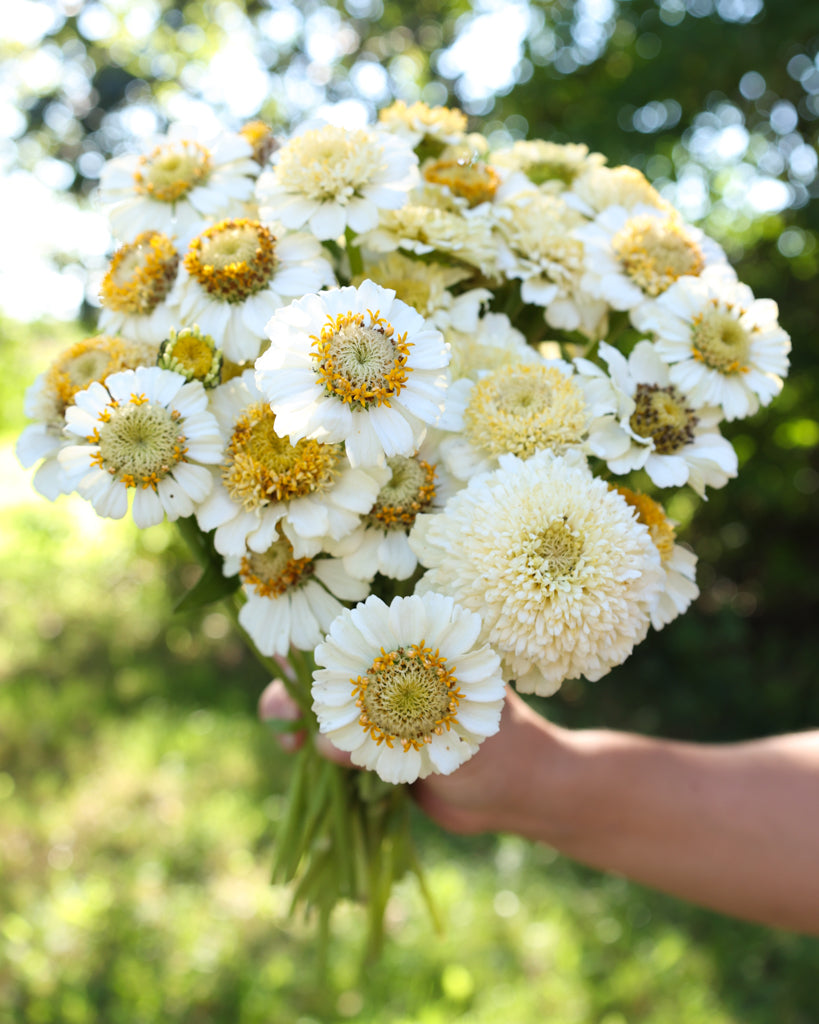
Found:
<box><xmin>57</xmin><ymin>367</ymin><xmax>223</xmax><ymax>527</ymax></box>
<box><xmin>312</xmin><ymin>593</ymin><xmax>506</xmax><ymax>784</ymax></box>
<box><xmin>256</xmin><ymin>281</ymin><xmax>449</xmax><ymax>468</ymax></box>
<box><xmin>410</xmin><ymin>451</ymin><xmax>663</xmax><ymax>695</ymax></box>
<box><xmin>256</xmin><ymin>122</ymin><xmax>418</xmax><ymax>240</ymax></box>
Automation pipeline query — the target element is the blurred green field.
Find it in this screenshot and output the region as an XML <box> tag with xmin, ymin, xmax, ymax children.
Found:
<box><xmin>2</xmin><ymin>319</ymin><xmax>818</xmax><ymax>1024</ymax></box>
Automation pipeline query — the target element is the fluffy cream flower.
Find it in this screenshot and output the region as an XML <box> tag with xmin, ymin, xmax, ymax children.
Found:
<box><xmin>410</xmin><ymin>451</ymin><xmax>663</xmax><ymax>694</ymax></box>
<box><xmin>377</xmin><ymin>101</ymin><xmax>468</xmax><ymax>151</ymax></box>
<box><xmin>312</xmin><ymin>593</ymin><xmax>506</xmax><ymax>784</ymax></box>
<box><xmin>491</xmin><ymin>139</ymin><xmax>606</xmax><ymax>187</ymax></box>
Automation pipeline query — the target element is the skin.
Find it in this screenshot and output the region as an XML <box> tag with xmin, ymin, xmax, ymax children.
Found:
<box><xmin>259</xmin><ymin>680</ymin><xmax>819</xmax><ymax>935</ymax></box>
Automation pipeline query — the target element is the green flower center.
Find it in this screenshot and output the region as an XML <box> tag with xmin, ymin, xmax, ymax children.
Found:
<box><xmin>367</xmin><ymin>455</ymin><xmax>436</xmax><ymax>531</ymax></box>
<box><xmin>692</xmin><ymin>308</ymin><xmax>751</xmax><ymax>374</ymax></box>
<box><xmin>133</xmin><ymin>141</ymin><xmax>212</xmax><ymax>203</ymax></box>
<box><xmin>353</xmin><ymin>644</ymin><xmax>462</xmax><ymax>750</ymax></box>
<box><xmin>629</xmin><ymin>383</ymin><xmax>699</xmax><ymax>454</ymax></box>
<box><xmin>223</xmin><ymin>403</ymin><xmax>339</xmax><ymax>510</ymax></box>
<box><xmin>96</xmin><ymin>397</ymin><xmax>186</xmax><ymax>489</ymax></box>
<box><xmin>526</xmin><ymin>518</ymin><xmax>584</xmax><ymax>584</ymax></box>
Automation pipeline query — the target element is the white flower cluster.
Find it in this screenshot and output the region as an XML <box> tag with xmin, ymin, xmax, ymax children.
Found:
<box><xmin>18</xmin><ymin>103</ymin><xmax>791</xmax><ymax>783</ymax></box>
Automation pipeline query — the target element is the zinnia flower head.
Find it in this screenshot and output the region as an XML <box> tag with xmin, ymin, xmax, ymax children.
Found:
<box><xmin>410</xmin><ymin>451</ymin><xmax>663</xmax><ymax>694</ymax></box>
<box><xmin>312</xmin><ymin>593</ymin><xmax>506</xmax><ymax>784</ymax></box>
<box><xmin>256</xmin><ymin>281</ymin><xmax>449</xmax><ymax>468</ymax></box>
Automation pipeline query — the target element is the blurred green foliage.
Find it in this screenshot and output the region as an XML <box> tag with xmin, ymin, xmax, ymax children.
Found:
<box><xmin>2</xmin><ymin>0</ymin><xmax>819</xmax><ymax>1019</ymax></box>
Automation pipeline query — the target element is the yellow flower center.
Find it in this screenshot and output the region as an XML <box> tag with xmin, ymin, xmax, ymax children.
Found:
<box><xmin>463</xmin><ymin>364</ymin><xmax>589</xmax><ymax>459</ymax></box>
<box><xmin>691</xmin><ymin>303</ymin><xmax>751</xmax><ymax>374</ymax></box>
<box><xmin>526</xmin><ymin>518</ymin><xmax>584</xmax><ymax>584</ymax></box>
<box><xmin>184</xmin><ymin>219</ymin><xmax>277</xmax><ymax>304</ymax></box>
<box><xmin>90</xmin><ymin>394</ymin><xmax>187</xmax><ymax>490</ymax></box>
<box><xmin>240</xmin><ymin>537</ymin><xmax>314</xmax><ymax>598</ymax></box>
<box><xmin>311</xmin><ymin>310</ymin><xmax>412</xmax><ymax>408</ymax></box>
<box><xmin>100</xmin><ymin>231</ymin><xmax>180</xmax><ymax>315</ymax></box>
<box><xmin>629</xmin><ymin>383</ymin><xmax>699</xmax><ymax>454</ymax></box>
<box><xmin>612</xmin><ymin>216</ymin><xmax>705</xmax><ymax>296</ymax></box>
<box><xmin>157</xmin><ymin>326</ymin><xmax>222</xmax><ymax>387</ymax></box>
<box><xmin>222</xmin><ymin>403</ymin><xmax>339</xmax><ymax>511</ymax></box>
<box><xmin>275</xmin><ymin>125</ymin><xmax>386</xmax><ymax>202</ymax></box>
<box><xmin>614</xmin><ymin>486</ymin><xmax>676</xmax><ymax>562</ymax></box>
<box><xmin>133</xmin><ymin>140</ymin><xmax>212</xmax><ymax>203</ymax></box>
<box><xmin>367</xmin><ymin>455</ymin><xmax>436</xmax><ymax>531</ymax></box>
<box><xmin>45</xmin><ymin>335</ymin><xmax>129</xmax><ymax>413</ymax></box>
<box><xmin>352</xmin><ymin>643</ymin><xmax>463</xmax><ymax>751</ymax></box>
<box><xmin>423</xmin><ymin>157</ymin><xmax>500</xmax><ymax>207</ymax></box>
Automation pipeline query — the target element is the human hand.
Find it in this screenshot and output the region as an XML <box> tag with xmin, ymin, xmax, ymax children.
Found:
<box><xmin>258</xmin><ymin>678</ymin><xmax>565</xmax><ymax>837</ymax></box>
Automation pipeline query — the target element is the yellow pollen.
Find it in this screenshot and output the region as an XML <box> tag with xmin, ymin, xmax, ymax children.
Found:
<box><xmin>423</xmin><ymin>157</ymin><xmax>500</xmax><ymax>207</ymax></box>
<box><xmin>691</xmin><ymin>303</ymin><xmax>752</xmax><ymax>374</ymax></box>
<box><xmin>222</xmin><ymin>403</ymin><xmax>339</xmax><ymax>511</ymax></box>
<box><xmin>45</xmin><ymin>335</ymin><xmax>129</xmax><ymax>412</ymax></box>
<box><xmin>184</xmin><ymin>219</ymin><xmax>277</xmax><ymax>303</ymax></box>
<box><xmin>311</xmin><ymin>309</ymin><xmax>413</xmax><ymax>408</ymax></box>
<box><xmin>133</xmin><ymin>139</ymin><xmax>212</xmax><ymax>203</ymax></box>
<box><xmin>240</xmin><ymin>538</ymin><xmax>314</xmax><ymax>598</ymax></box>
<box><xmin>158</xmin><ymin>325</ymin><xmax>222</xmax><ymax>386</ymax></box>
<box><xmin>367</xmin><ymin>456</ymin><xmax>436</xmax><ymax>530</ymax></box>
<box><xmin>100</xmin><ymin>231</ymin><xmax>179</xmax><ymax>315</ymax></box>
<box><xmin>351</xmin><ymin>642</ymin><xmax>462</xmax><ymax>751</ymax></box>
<box><xmin>629</xmin><ymin>383</ymin><xmax>699</xmax><ymax>455</ymax></box>
<box><xmin>614</xmin><ymin>486</ymin><xmax>677</xmax><ymax>562</ymax></box>
<box><xmin>612</xmin><ymin>215</ymin><xmax>705</xmax><ymax>296</ymax></box>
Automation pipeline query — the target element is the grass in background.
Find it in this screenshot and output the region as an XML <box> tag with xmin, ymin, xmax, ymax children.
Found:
<box><xmin>1</xmin><ymin>319</ymin><xmax>817</xmax><ymax>1023</ymax></box>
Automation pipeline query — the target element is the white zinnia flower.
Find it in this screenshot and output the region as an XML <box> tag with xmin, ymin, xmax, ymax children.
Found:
<box><xmin>410</xmin><ymin>451</ymin><xmax>664</xmax><ymax>695</ymax></box>
<box><xmin>575</xmin><ymin>204</ymin><xmax>730</xmax><ymax>313</ymax></box>
<box><xmin>615</xmin><ymin>486</ymin><xmax>699</xmax><ymax>630</ymax></box>
<box><xmin>576</xmin><ymin>341</ymin><xmax>739</xmax><ymax>497</ymax></box>
<box><xmin>256</xmin><ymin>281</ymin><xmax>450</xmax><ymax>468</ymax></box>
<box><xmin>224</xmin><ymin>538</ymin><xmax>370</xmax><ymax>657</ymax></box>
<box><xmin>445</xmin><ymin>311</ymin><xmax>541</xmax><ymax>383</ymax></box>
<box><xmin>98</xmin><ymin>231</ymin><xmax>181</xmax><ymax>344</ymax></box>
<box><xmin>196</xmin><ymin>371</ymin><xmax>387</xmax><ymax>558</ymax></box>
<box><xmin>491</xmin><ymin>139</ymin><xmax>606</xmax><ymax>188</ymax></box>
<box><xmin>57</xmin><ymin>367</ymin><xmax>223</xmax><ymax>528</ymax></box>
<box><xmin>174</xmin><ymin>218</ymin><xmax>335</xmax><ymax>362</ymax></box>
<box><xmin>312</xmin><ymin>593</ymin><xmax>506</xmax><ymax>784</ymax></box>
<box><xmin>377</xmin><ymin>100</ymin><xmax>468</xmax><ymax>150</ymax></box>
<box><xmin>631</xmin><ymin>272</ymin><xmax>791</xmax><ymax>421</ymax></box>
<box><xmin>97</xmin><ymin>123</ymin><xmax>258</xmax><ymax>246</ymax></box>
<box><xmin>16</xmin><ymin>334</ymin><xmax>158</xmax><ymax>500</ymax></box>
<box><xmin>255</xmin><ymin>122</ymin><xmax>418</xmax><ymax>240</ymax></box>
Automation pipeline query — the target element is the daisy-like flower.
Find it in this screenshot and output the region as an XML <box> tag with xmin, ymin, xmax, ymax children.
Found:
<box><xmin>98</xmin><ymin>231</ymin><xmax>181</xmax><ymax>344</ymax></box>
<box><xmin>575</xmin><ymin>204</ymin><xmax>729</xmax><ymax>312</ymax></box>
<box><xmin>175</xmin><ymin>217</ymin><xmax>334</xmax><ymax>362</ymax></box>
<box><xmin>224</xmin><ymin>535</ymin><xmax>370</xmax><ymax>657</ymax></box>
<box><xmin>57</xmin><ymin>366</ymin><xmax>223</xmax><ymax>528</ymax></box>
<box><xmin>438</xmin><ymin>361</ymin><xmax>593</xmax><ymax>482</ymax></box>
<box><xmin>255</xmin><ymin>122</ymin><xmax>418</xmax><ymax>240</ymax></box>
<box><xmin>377</xmin><ymin>100</ymin><xmax>468</xmax><ymax>155</ymax></box>
<box><xmin>16</xmin><ymin>334</ymin><xmax>157</xmax><ymax>500</ymax></box>
<box><xmin>97</xmin><ymin>123</ymin><xmax>258</xmax><ymax>246</ymax></box>
<box><xmin>196</xmin><ymin>371</ymin><xmax>387</xmax><ymax>557</ymax></box>
<box><xmin>491</xmin><ymin>139</ymin><xmax>606</xmax><ymax>188</ymax></box>
<box><xmin>312</xmin><ymin>592</ymin><xmax>506</xmax><ymax>784</ymax></box>
<box><xmin>576</xmin><ymin>341</ymin><xmax>738</xmax><ymax>496</ymax></box>
<box><xmin>631</xmin><ymin>272</ymin><xmax>791</xmax><ymax>421</ymax></box>
<box><xmin>257</xmin><ymin>281</ymin><xmax>450</xmax><ymax>468</ymax></box>
<box><xmin>570</xmin><ymin>164</ymin><xmax>671</xmax><ymax>216</ymax></box>
<box><xmin>410</xmin><ymin>451</ymin><xmax>663</xmax><ymax>695</ymax></box>
<box><xmin>615</xmin><ymin>486</ymin><xmax>699</xmax><ymax>630</ymax></box>
<box><xmin>325</xmin><ymin>450</ymin><xmax>445</xmax><ymax>580</ymax></box>
<box><xmin>353</xmin><ymin>252</ymin><xmax>490</xmax><ymax>334</ymax></box>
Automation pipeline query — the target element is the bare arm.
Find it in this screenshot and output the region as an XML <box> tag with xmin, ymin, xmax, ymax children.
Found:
<box><xmin>260</xmin><ymin>682</ymin><xmax>819</xmax><ymax>934</ymax></box>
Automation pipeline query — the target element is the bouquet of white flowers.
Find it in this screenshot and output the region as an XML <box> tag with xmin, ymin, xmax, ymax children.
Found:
<box><xmin>17</xmin><ymin>100</ymin><xmax>791</xmax><ymax>955</ymax></box>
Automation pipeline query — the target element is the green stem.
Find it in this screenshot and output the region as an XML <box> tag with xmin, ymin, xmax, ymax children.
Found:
<box><xmin>345</xmin><ymin>226</ymin><xmax>364</xmax><ymax>279</ymax></box>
